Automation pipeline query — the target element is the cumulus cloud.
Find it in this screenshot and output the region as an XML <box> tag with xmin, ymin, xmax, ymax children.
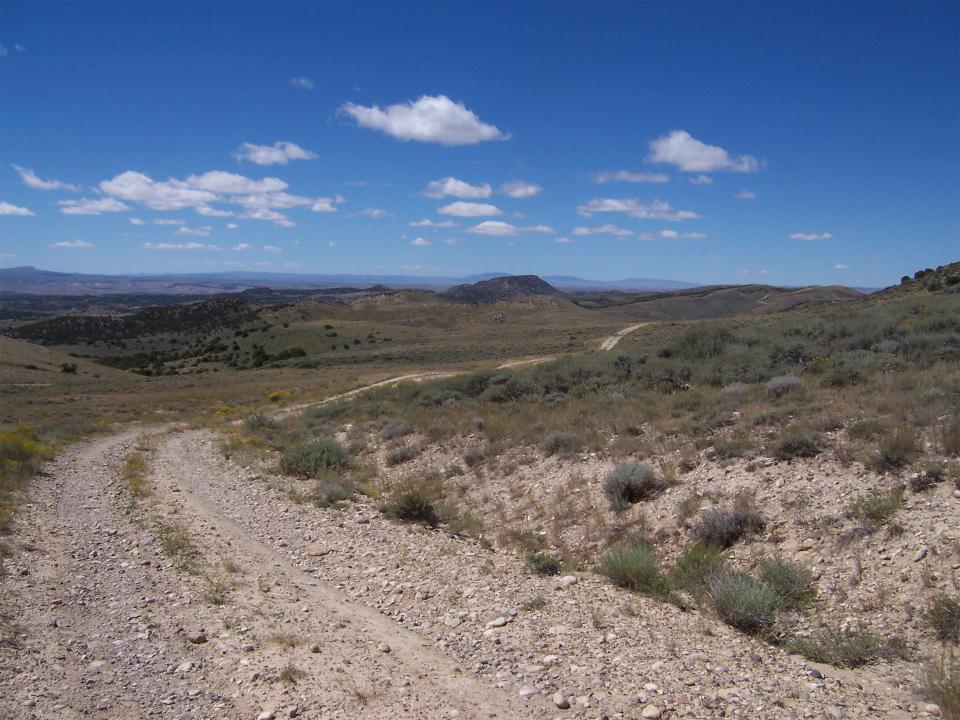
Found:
<box><xmin>311</xmin><ymin>197</ymin><xmax>339</xmax><ymax>213</ymax></box>
<box><xmin>437</xmin><ymin>201</ymin><xmax>502</xmax><ymax>217</ymax></box>
<box><xmin>410</xmin><ymin>218</ymin><xmax>458</xmax><ymax>228</ymax></box>
<box><xmin>572</xmin><ymin>224</ymin><xmax>633</xmax><ymax>237</ymax></box>
<box><xmin>790</xmin><ymin>231</ymin><xmax>833</xmax><ymax>241</ymax></box>
<box><xmin>834</xmin><ymin>263</ymin><xmax>849</xmax><ymax>270</ymax></box>
<box><xmin>290</xmin><ymin>76</ymin><xmax>314</xmax><ymax>90</ymax></box>
<box><xmin>647</xmin><ymin>130</ymin><xmax>760</xmax><ymax>173</ymax></box>
<box><xmin>129</xmin><ymin>218</ymin><xmax>145</xmax><ymax>225</ymax></box>
<box><xmin>263</xmin><ymin>245</ymin><xmax>282</xmax><ymax>253</ymax></box>
<box><xmin>423</xmin><ymin>177</ymin><xmax>492</xmax><ymax>199</ymax></box>
<box><xmin>143</xmin><ymin>242</ymin><xmax>220</xmax><ymax>251</ymax></box>
<box><xmin>59</xmin><ymin>198</ymin><xmax>129</xmax><ymax>215</ymax></box>
<box><xmin>657</xmin><ymin>230</ymin><xmax>707</xmax><ymax>239</ymax></box>
<box><xmin>232</xmin><ymin>243</ymin><xmax>252</xmax><ymax>251</ymax></box>
<box><xmin>500</xmin><ymin>180</ymin><xmax>543</xmax><ymax>198</ymax></box>
<box><xmin>100</xmin><ymin>172</ymin><xmax>219</xmax><ymax>210</ymax></box>
<box><xmin>49</xmin><ymin>240</ymin><xmax>93</xmax><ymax>248</ymax></box>
<box><xmin>0</xmin><ymin>201</ymin><xmax>35</xmax><ymax>216</ymax></box>
<box><xmin>359</xmin><ymin>208</ymin><xmax>390</xmax><ymax>218</ymax></box>
<box><xmin>733</xmin><ymin>190</ymin><xmax>756</xmax><ymax>200</ymax></box>
<box><xmin>154</xmin><ymin>219</ymin><xmax>184</xmax><ymax>225</ymax></box>
<box><xmin>689</xmin><ymin>174</ymin><xmax>714</xmax><ymax>185</ymax></box>
<box><xmin>553</xmin><ymin>237</ymin><xmax>574</xmax><ymax>244</ymax></box>
<box><xmin>577</xmin><ymin>197</ymin><xmax>699</xmax><ymax>221</ymax></box>
<box><xmin>410</xmin><ymin>237</ymin><xmax>430</xmax><ymax>246</ymax></box>
<box><xmin>195</xmin><ymin>205</ymin><xmax>234</xmax><ymax>217</ymax></box>
<box><xmin>465</xmin><ymin>221</ymin><xmax>554</xmax><ymax>236</ymax></box>
<box><xmin>592</xmin><ymin>170</ymin><xmax>668</xmax><ymax>184</ymax></box>
<box><xmin>339</xmin><ymin>95</ymin><xmax>507</xmax><ymax>145</ymax></box>
<box><xmin>176</xmin><ymin>225</ymin><xmax>212</xmax><ymax>237</ymax></box>
<box><xmin>12</xmin><ymin>164</ymin><xmax>80</xmax><ymax>192</ymax></box>
<box><xmin>226</xmin><ymin>223</ymin><xmax>239</xmax><ymax>230</ymax></box>
<box><xmin>234</xmin><ymin>141</ymin><xmax>317</xmax><ymax>166</ymax></box>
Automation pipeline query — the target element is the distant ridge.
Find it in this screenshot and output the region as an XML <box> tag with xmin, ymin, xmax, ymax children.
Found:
<box><xmin>441</xmin><ymin>275</ymin><xmax>563</xmax><ymax>304</ymax></box>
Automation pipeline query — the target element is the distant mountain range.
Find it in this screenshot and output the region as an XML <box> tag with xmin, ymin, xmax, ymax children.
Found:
<box><xmin>0</xmin><ymin>266</ymin><xmax>697</xmax><ymax>296</ymax></box>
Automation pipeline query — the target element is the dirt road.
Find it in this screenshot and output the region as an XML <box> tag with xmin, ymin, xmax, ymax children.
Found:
<box><xmin>598</xmin><ymin>323</ymin><xmax>646</xmax><ymax>351</ymax></box>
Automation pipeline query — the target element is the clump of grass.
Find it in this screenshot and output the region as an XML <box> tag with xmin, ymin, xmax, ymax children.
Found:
<box><xmin>268</xmin><ymin>631</ymin><xmax>301</xmax><ymax>648</ymax></box>
<box><xmin>757</xmin><ymin>557</ymin><xmax>815</xmax><ymax>608</ymax></box>
<box><xmin>244</xmin><ymin>412</ymin><xmax>278</xmax><ymax>432</ymax></box>
<box><xmin>848</xmin><ymin>418</ymin><xmax>886</xmax><ymax>440</ymax></box>
<box><xmin>278</xmin><ymin>662</ymin><xmax>305</xmax><ymax>684</ymax></box>
<box><xmin>772</xmin><ymin>428</ymin><xmax>822</xmax><ymax>461</ymax></box>
<box><xmin>527</xmin><ymin>552</ymin><xmax>562</xmax><ymax>576</ymax></box>
<box><xmin>766</xmin><ymin>374</ymin><xmax>801</xmax><ymax>399</ymax></box>
<box><xmin>711</xmin><ymin>433</ymin><xmax>756</xmax><ymax>461</ymax></box>
<box><xmin>382</xmin><ymin>418</ymin><xmax>413</xmax><ymax>440</ymax></box>
<box><xmin>599</xmin><ymin>537</ymin><xmax>670</xmax><ymax>598</ymax></box>
<box><xmin>157</xmin><ymin>522</ymin><xmax>200</xmax><ymax>571</ymax></box>
<box><xmin>788</xmin><ymin>628</ymin><xmax>908</xmax><ymax>667</ymax></box>
<box><xmin>280</xmin><ymin>437</ymin><xmax>348</xmax><ymax>477</ymax></box>
<box><xmin>381</xmin><ymin>485</ymin><xmax>439</xmax><ymax>527</ymax></box>
<box><xmin>706</xmin><ymin>570</ymin><xmax>780</xmax><ymax>635</ymax></box>
<box><xmin>719</xmin><ymin>382</ymin><xmax>749</xmax><ymax>397</ymax></box>
<box><xmin>925</xmin><ymin>594</ymin><xmax>960</xmax><ymax>645</ymax></box>
<box><xmin>869</xmin><ymin>425</ymin><xmax>919</xmax><ymax>472</ymax></box>
<box><xmin>122</xmin><ymin>452</ymin><xmax>151</xmax><ymax>498</ymax></box>
<box><xmin>0</xmin><ymin>427</ymin><xmax>54</xmax><ymax>534</ymax></box>
<box><xmin>311</xmin><ymin>480</ymin><xmax>355</xmax><ymax>508</ymax></box>
<box><xmin>667</xmin><ymin>543</ymin><xmax>726</xmax><ymax>599</ymax></box>
<box><xmin>942</xmin><ymin>419</ymin><xmax>960</xmax><ymax>457</ymax></box>
<box><xmin>846</xmin><ymin>489</ymin><xmax>902</xmax><ymax>525</ymax></box>
<box><xmin>602</xmin><ymin>462</ymin><xmax>667</xmax><ymax>511</ymax></box>
<box><xmin>692</xmin><ymin>495</ymin><xmax>765</xmax><ymax>548</ymax></box>
<box><xmin>925</xmin><ymin>652</ymin><xmax>960</xmax><ymax>720</ymax></box>
<box><xmin>267</xmin><ymin>390</ymin><xmax>292</xmax><ymax>403</ymax></box>
<box><xmin>539</xmin><ymin>431</ymin><xmax>581</xmax><ymax>458</ymax></box>
<box><xmin>520</xmin><ymin>595</ymin><xmax>547</xmax><ymax>611</ymax></box>
<box><xmin>385</xmin><ymin>445</ymin><xmax>418</xmax><ymax>466</ymax></box>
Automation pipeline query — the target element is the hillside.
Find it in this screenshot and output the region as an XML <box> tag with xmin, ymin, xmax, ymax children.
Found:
<box><xmin>574</xmin><ymin>283</ymin><xmax>864</xmax><ymax>320</ymax></box>
<box><xmin>441</xmin><ymin>275</ymin><xmax>564</xmax><ymax>304</ymax></box>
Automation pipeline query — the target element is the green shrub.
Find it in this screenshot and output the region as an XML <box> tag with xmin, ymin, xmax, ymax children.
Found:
<box><xmin>925</xmin><ymin>594</ymin><xmax>960</xmax><ymax>644</ymax></box>
<box><xmin>706</xmin><ymin>570</ymin><xmax>780</xmax><ymax>635</ymax></box>
<box><xmin>772</xmin><ymin>428</ymin><xmax>822</xmax><ymax>461</ymax></box>
<box><xmin>871</xmin><ymin>425</ymin><xmax>918</xmax><ymax>471</ymax></box>
<box><xmin>382</xmin><ymin>418</ymin><xmax>413</xmax><ymax>440</ymax></box>
<box><xmin>788</xmin><ymin>628</ymin><xmax>908</xmax><ymax>667</ymax></box>
<box><xmin>539</xmin><ymin>432</ymin><xmax>581</xmax><ymax>458</ymax></box>
<box><xmin>848</xmin><ymin>418</ymin><xmax>887</xmax><ymax>440</ymax></box>
<box><xmin>312</xmin><ymin>480</ymin><xmax>354</xmax><ymax>508</ymax></box>
<box><xmin>668</xmin><ymin>544</ymin><xmax>726</xmax><ymax>599</ymax></box>
<box><xmin>527</xmin><ymin>552</ymin><xmax>562</xmax><ymax>576</ymax></box>
<box><xmin>381</xmin><ymin>487</ymin><xmax>439</xmax><ymax>527</ymax></box>
<box><xmin>846</xmin><ymin>490</ymin><xmax>902</xmax><ymax>525</ymax></box>
<box><xmin>385</xmin><ymin>445</ymin><xmax>418</xmax><ymax>466</ymax></box>
<box><xmin>280</xmin><ymin>438</ymin><xmax>348</xmax><ymax>477</ymax></box>
<box><xmin>943</xmin><ymin>419</ymin><xmax>960</xmax><ymax>456</ymax></box>
<box><xmin>757</xmin><ymin>558</ymin><xmax>815</xmax><ymax>608</ymax></box>
<box><xmin>911</xmin><ymin>463</ymin><xmax>945</xmax><ymax>492</ymax></box>
<box><xmin>711</xmin><ymin>434</ymin><xmax>756</xmax><ymax>460</ymax></box>
<box><xmin>766</xmin><ymin>374</ymin><xmax>801</xmax><ymax>398</ymax></box>
<box><xmin>925</xmin><ymin>654</ymin><xmax>960</xmax><ymax>720</ymax></box>
<box><xmin>602</xmin><ymin>462</ymin><xmax>665</xmax><ymax>511</ymax></box>
<box><xmin>599</xmin><ymin>539</ymin><xmax>669</xmax><ymax>598</ymax></box>
<box><xmin>244</xmin><ymin>412</ymin><xmax>278</xmax><ymax>432</ymax></box>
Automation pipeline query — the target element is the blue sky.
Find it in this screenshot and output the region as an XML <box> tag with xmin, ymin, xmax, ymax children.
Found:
<box><xmin>1</xmin><ymin>1</ymin><xmax>957</xmax><ymax>287</ymax></box>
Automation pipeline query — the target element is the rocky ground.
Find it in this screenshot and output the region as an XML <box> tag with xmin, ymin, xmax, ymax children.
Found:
<box><xmin>3</xmin><ymin>417</ymin><xmax>952</xmax><ymax>719</ymax></box>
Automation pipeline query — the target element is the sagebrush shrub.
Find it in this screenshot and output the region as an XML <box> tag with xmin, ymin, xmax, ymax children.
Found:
<box><xmin>382</xmin><ymin>418</ymin><xmax>413</xmax><ymax>440</ymax></box>
<box><xmin>846</xmin><ymin>490</ymin><xmax>902</xmax><ymax>524</ymax></box>
<box><xmin>385</xmin><ymin>445</ymin><xmax>418</xmax><ymax>466</ymax></box>
<box><xmin>925</xmin><ymin>594</ymin><xmax>960</xmax><ymax>644</ymax></box>
<box><xmin>381</xmin><ymin>487</ymin><xmax>439</xmax><ymax>527</ymax></box>
<box><xmin>871</xmin><ymin>425</ymin><xmax>918</xmax><ymax>471</ymax></box>
<box><xmin>706</xmin><ymin>570</ymin><xmax>780</xmax><ymax>635</ymax></box>
<box><xmin>757</xmin><ymin>558</ymin><xmax>814</xmax><ymax>608</ymax></box>
<box><xmin>693</xmin><ymin>498</ymin><xmax>765</xmax><ymax>548</ymax></box>
<box><xmin>527</xmin><ymin>552</ymin><xmax>562</xmax><ymax>576</ymax></box>
<box><xmin>766</xmin><ymin>374</ymin><xmax>801</xmax><ymax>398</ymax></box>
<box><xmin>280</xmin><ymin>438</ymin><xmax>348</xmax><ymax>477</ymax></box>
<box><xmin>599</xmin><ymin>539</ymin><xmax>669</xmax><ymax>598</ymax></box>
<box><xmin>312</xmin><ymin>480</ymin><xmax>354</xmax><ymax>507</ymax></box>
<box><xmin>668</xmin><ymin>544</ymin><xmax>725</xmax><ymax>599</ymax></box>
<box><xmin>788</xmin><ymin>628</ymin><xmax>907</xmax><ymax>667</ymax></box>
<box><xmin>773</xmin><ymin>428</ymin><xmax>822</xmax><ymax>461</ymax></box>
<box><xmin>539</xmin><ymin>431</ymin><xmax>581</xmax><ymax>458</ymax></box>
<box><xmin>602</xmin><ymin>462</ymin><xmax>665</xmax><ymax>511</ymax></box>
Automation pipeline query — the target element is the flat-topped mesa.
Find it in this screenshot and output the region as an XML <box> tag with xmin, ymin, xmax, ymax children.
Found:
<box><xmin>440</xmin><ymin>274</ymin><xmax>564</xmax><ymax>305</ymax></box>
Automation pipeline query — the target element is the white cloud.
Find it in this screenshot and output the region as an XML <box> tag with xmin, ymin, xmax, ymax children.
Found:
<box><xmin>500</xmin><ymin>180</ymin><xmax>543</xmax><ymax>198</ymax></box>
<box><xmin>99</xmin><ymin>172</ymin><xmax>218</xmax><ymax>210</ymax></box>
<box><xmin>437</xmin><ymin>201</ymin><xmax>502</xmax><ymax>217</ymax></box>
<box><xmin>129</xmin><ymin>217</ymin><xmax>145</xmax><ymax>225</ymax></box>
<box><xmin>235</xmin><ymin>141</ymin><xmax>317</xmax><ymax>166</ymax></box>
<box><xmin>360</xmin><ymin>208</ymin><xmax>390</xmax><ymax>218</ymax></box>
<box><xmin>0</xmin><ymin>201</ymin><xmax>35</xmax><ymax>216</ymax></box>
<box><xmin>11</xmin><ymin>164</ymin><xmax>80</xmax><ymax>192</ymax></box>
<box><xmin>184</xmin><ymin>171</ymin><xmax>286</xmax><ymax>194</ymax></box>
<box><xmin>443</xmin><ymin>238</ymin><xmax>459</xmax><ymax>245</ymax></box>
<box><xmin>263</xmin><ymin>245</ymin><xmax>282</xmax><ymax>253</ymax></box>
<box><xmin>553</xmin><ymin>236</ymin><xmax>574</xmax><ymax>244</ymax></box>
<box><xmin>154</xmin><ymin>218</ymin><xmax>184</xmax><ymax>225</ymax></box>
<box><xmin>410</xmin><ymin>237</ymin><xmax>430</xmax><ymax>246</ymax></box>
<box><xmin>572</xmin><ymin>224</ymin><xmax>633</xmax><ymax>237</ymax></box>
<box><xmin>226</xmin><ymin>223</ymin><xmax>239</xmax><ymax>230</ymax></box>
<box><xmin>733</xmin><ymin>190</ymin><xmax>756</xmax><ymax>200</ymax></box>
<box><xmin>49</xmin><ymin>240</ymin><xmax>93</xmax><ymax>248</ymax></box>
<box><xmin>577</xmin><ymin>197</ymin><xmax>699</xmax><ymax>221</ymax></box>
<box><xmin>647</xmin><ymin>130</ymin><xmax>760</xmax><ymax>173</ymax></box>
<box><xmin>410</xmin><ymin>218</ymin><xmax>458</xmax><ymax>228</ymax></box>
<box><xmin>423</xmin><ymin>177</ymin><xmax>491</xmax><ymax>199</ymax></box>
<box><xmin>834</xmin><ymin>263</ymin><xmax>849</xmax><ymax>270</ymax></box>
<box><xmin>466</xmin><ymin>221</ymin><xmax>553</xmax><ymax>236</ymax></box>
<box><xmin>14</xmin><ymin>44</ymin><xmax>25</xmax><ymax>53</ymax></box>
<box><xmin>196</xmin><ymin>205</ymin><xmax>234</xmax><ymax>217</ymax></box>
<box><xmin>176</xmin><ymin>225</ymin><xmax>212</xmax><ymax>237</ymax></box>
<box><xmin>328</xmin><ymin>241</ymin><xmax>336</xmax><ymax>247</ymax></box>
<box><xmin>59</xmin><ymin>198</ymin><xmax>129</xmax><ymax>215</ymax></box>
<box><xmin>658</xmin><ymin>230</ymin><xmax>707</xmax><ymax>239</ymax></box>
<box><xmin>311</xmin><ymin>197</ymin><xmax>339</xmax><ymax>213</ymax></box>
<box><xmin>592</xmin><ymin>170</ymin><xmax>668</xmax><ymax>184</ymax></box>
<box><xmin>143</xmin><ymin>242</ymin><xmax>220</xmax><ymax>251</ymax></box>
<box><xmin>232</xmin><ymin>243</ymin><xmax>252</xmax><ymax>251</ymax></box>
<box><xmin>339</xmin><ymin>95</ymin><xmax>507</xmax><ymax>145</ymax></box>
<box><xmin>290</xmin><ymin>76</ymin><xmax>314</xmax><ymax>90</ymax></box>
<box><xmin>689</xmin><ymin>174</ymin><xmax>714</xmax><ymax>185</ymax></box>
<box><xmin>790</xmin><ymin>231</ymin><xmax>833</xmax><ymax>241</ymax></box>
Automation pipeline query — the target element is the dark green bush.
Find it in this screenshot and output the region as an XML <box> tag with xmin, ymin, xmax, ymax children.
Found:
<box><xmin>692</xmin><ymin>497</ymin><xmax>765</xmax><ymax>548</ymax></box>
<box><xmin>706</xmin><ymin>570</ymin><xmax>780</xmax><ymax>635</ymax></box>
<box><xmin>381</xmin><ymin>487</ymin><xmax>439</xmax><ymax>527</ymax></box>
<box><xmin>312</xmin><ymin>480</ymin><xmax>354</xmax><ymax>507</ymax></box>
<box><xmin>925</xmin><ymin>593</ymin><xmax>960</xmax><ymax>644</ymax></box>
<box><xmin>846</xmin><ymin>490</ymin><xmax>902</xmax><ymax>524</ymax></box>
<box><xmin>527</xmin><ymin>552</ymin><xmax>562</xmax><ymax>576</ymax></box>
<box><xmin>599</xmin><ymin>539</ymin><xmax>669</xmax><ymax>598</ymax></box>
<box><xmin>871</xmin><ymin>425</ymin><xmax>918</xmax><ymax>471</ymax></box>
<box><xmin>280</xmin><ymin>437</ymin><xmax>348</xmax><ymax>477</ymax></box>
<box><xmin>772</xmin><ymin>428</ymin><xmax>822</xmax><ymax>461</ymax></box>
<box><xmin>757</xmin><ymin>558</ymin><xmax>815</xmax><ymax>608</ymax></box>
<box><xmin>540</xmin><ymin>431</ymin><xmax>581</xmax><ymax>458</ymax></box>
<box><xmin>668</xmin><ymin>544</ymin><xmax>726</xmax><ymax>599</ymax></box>
<box><xmin>385</xmin><ymin>445</ymin><xmax>418</xmax><ymax>466</ymax></box>
<box><xmin>602</xmin><ymin>462</ymin><xmax>665</xmax><ymax>511</ymax></box>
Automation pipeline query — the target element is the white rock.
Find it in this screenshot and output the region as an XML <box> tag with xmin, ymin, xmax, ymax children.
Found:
<box><xmin>553</xmin><ymin>692</ymin><xmax>570</xmax><ymax>709</ymax></box>
<box><xmin>518</xmin><ymin>686</ymin><xmax>537</xmax><ymax>699</ymax></box>
<box><xmin>642</xmin><ymin>705</ymin><xmax>662</xmax><ymax>719</ymax></box>
<box><xmin>257</xmin><ymin>712</ymin><xmax>276</xmax><ymax>720</ymax></box>
<box><xmin>555</xmin><ymin>575</ymin><xmax>578</xmax><ymax>589</ymax></box>
<box><xmin>914</xmin><ymin>547</ymin><xmax>929</xmax><ymax>562</ymax></box>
